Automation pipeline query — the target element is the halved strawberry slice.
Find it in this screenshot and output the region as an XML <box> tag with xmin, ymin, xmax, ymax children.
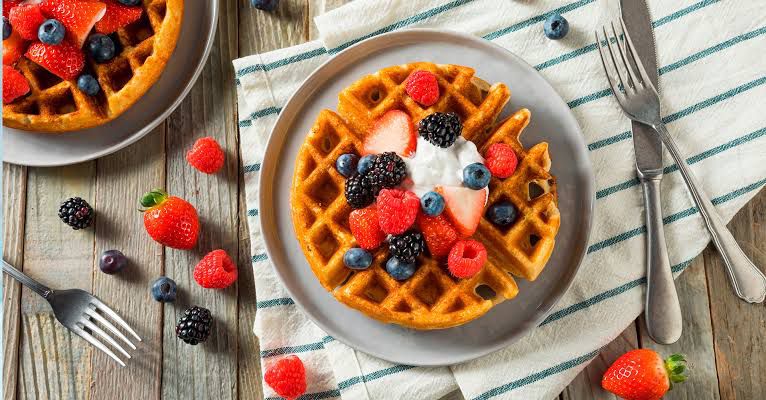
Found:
<box><xmin>41</xmin><ymin>0</ymin><xmax>106</xmax><ymax>47</ymax></box>
<box><xmin>3</xmin><ymin>64</ymin><xmax>30</xmax><ymax>104</ymax></box>
<box><xmin>417</xmin><ymin>213</ymin><xmax>459</xmax><ymax>258</ymax></box>
<box><xmin>25</xmin><ymin>41</ymin><xmax>84</xmax><ymax>80</ymax></box>
<box><xmin>9</xmin><ymin>3</ymin><xmax>45</xmax><ymax>40</ymax></box>
<box><xmin>3</xmin><ymin>30</ymin><xmax>27</xmax><ymax>65</ymax></box>
<box><xmin>436</xmin><ymin>185</ymin><xmax>488</xmax><ymax>237</ymax></box>
<box><xmin>3</xmin><ymin>0</ymin><xmax>22</xmax><ymax>19</ymax></box>
<box><xmin>95</xmin><ymin>0</ymin><xmax>142</xmax><ymax>35</ymax></box>
<box><xmin>363</xmin><ymin>110</ymin><xmax>417</xmax><ymax>157</ymax></box>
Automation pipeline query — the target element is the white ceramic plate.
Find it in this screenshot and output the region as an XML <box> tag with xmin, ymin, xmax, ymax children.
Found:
<box><xmin>259</xmin><ymin>29</ymin><xmax>595</xmax><ymax>366</ymax></box>
<box><xmin>2</xmin><ymin>1</ymin><xmax>218</xmax><ymax>167</ymax></box>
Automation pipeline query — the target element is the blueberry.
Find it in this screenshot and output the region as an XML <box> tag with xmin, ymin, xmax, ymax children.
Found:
<box><xmin>151</xmin><ymin>276</ymin><xmax>177</xmax><ymax>302</ymax></box>
<box><xmin>544</xmin><ymin>13</ymin><xmax>569</xmax><ymax>40</ymax></box>
<box><xmin>335</xmin><ymin>153</ymin><xmax>358</xmax><ymax>178</ymax></box>
<box><xmin>357</xmin><ymin>154</ymin><xmax>376</xmax><ymax>175</ymax></box>
<box><xmin>99</xmin><ymin>250</ymin><xmax>128</xmax><ymax>274</ymax></box>
<box><xmin>77</xmin><ymin>75</ymin><xmax>101</xmax><ymax>96</ymax></box>
<box><xmin>251</xmin><ymin>0</ymin><xmax>279</xmax><ymax>11</ymax></box>
<box><xmin>463</xmin><ymin>163</ymin><xmax>491</xmax><ymax>189</ymax></box>
<box><xmin>343</xmin><ymin>248</ymin><xmax>372</xmax><ymax>270</ymax></box>
<box><xmin>420</xmin><ymin>191</ymin><xmax>445</xmax><ymax>216</ymax></box>
<box><xmin>86</xmin><ymin>34</ymin><xmax>116</xmax><ymax>63</ymax></box>
<box><xmin>118</xmin><ymin>0</ymin><xmax>141</xmax><ymax>5</ymax></box>
<box><xmin>487</xmin><ymin>201</ymin><xmax>518</xmax><ymax>227</ymax></box>
<box><xmin>2</xmin><ymin>17</ymin><xmax>10</xmax><ymax>40</ymax></box>
<box><xmin>38</xmin><ymin>19</ymin><xmax>65</xmax><ymax>45</ymax></box>
<box><xmin>386</xmin><ymin>257</ymin><xmax>416</xmax><ymax>281</ymax></box>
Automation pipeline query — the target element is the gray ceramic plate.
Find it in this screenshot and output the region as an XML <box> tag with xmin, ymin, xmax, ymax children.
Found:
<box><xmin>3</xmin><ymin>1</ymin><xmax>218</xmax><ymax>167</ymax></box>
<box><xmin>260</xmin><ymin>29</ymin><xmax>595</xmax><ymax>366</ymax></box>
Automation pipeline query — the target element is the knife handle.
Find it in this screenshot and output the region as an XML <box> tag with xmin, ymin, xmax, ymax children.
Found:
<box><xmin>641</xmin><ymin>177</ymin><xmax>683</xmax><ymax>344</ymax></box>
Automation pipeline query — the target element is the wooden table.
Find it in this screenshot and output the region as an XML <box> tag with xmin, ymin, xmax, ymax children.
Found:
<box><xmin>3</xmin><ymin>1</ymin><xmax>764</xmax><ymax>399</ymax></box>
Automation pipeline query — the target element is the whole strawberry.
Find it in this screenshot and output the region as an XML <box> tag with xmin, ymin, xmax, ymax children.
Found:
<box><xmin>186</xmin><ymin>136</ymin><xmax>225</xmax><ymax>174</ymax></box>
<box><xmin>602</xmin><ymin>350</ymin><xmax>687</xmax><ymax>400</ymax></box>
<box><xmin>264</xmin><ymin>355</ymin><xmax>307</xmax><ymax>400</ymax></box>
<box><xmin>140</xmin><ymin>189</ymin><xmax>199</xmax><ymax>250</ymax></box>
<box><xmin>193</xmin><ymin>249</ymin><xmax>238</xmax><ymax>289</ymax></box>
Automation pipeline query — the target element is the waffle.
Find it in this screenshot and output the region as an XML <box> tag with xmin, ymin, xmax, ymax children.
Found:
<box><xmin>2</xmin><ymin>0</ymin><xmax>183</xmax><ymax>132</ymax></box>
<box><xmin>290</xmin><ymin>63</ymin><xmax>560</xmax><ymax>329</ymax></box>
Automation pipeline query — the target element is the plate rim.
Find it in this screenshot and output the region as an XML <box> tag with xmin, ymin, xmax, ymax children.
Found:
<box><xmin>259</xmin><ymin>28</ymin><xmax>595</xmax><ymax>366</ymax></box>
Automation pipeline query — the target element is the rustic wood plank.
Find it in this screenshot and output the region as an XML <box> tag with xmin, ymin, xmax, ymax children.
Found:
<box><xmin>3</xmin><ymin>164</ymin><xmax>27</xmax><ymax>400</ymax></box>
<box><xmin>88</xmin><ymin>127</ymin><xmax>166</xmax><ymax>399</ymax></box>
<box><xmin>238</xmin><ymin>0</ymin><xmax>313</xmax><ymax>54</ymax></box>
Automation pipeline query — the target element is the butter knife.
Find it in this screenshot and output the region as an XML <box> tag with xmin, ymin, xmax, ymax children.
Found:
<box><xmin>621</xmin><ymin>0</ymin><xmax>683</xmax><ymax>344</ymax></box>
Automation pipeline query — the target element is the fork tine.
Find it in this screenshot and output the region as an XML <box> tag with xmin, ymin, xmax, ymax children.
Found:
<box><xmin>89</xmin><ymin>299</ymin><xmax>141</xmax><ymax>342</ymax></box>
<box><xmin>71</xmin><ymin>325</ymin><xmax>126</xmax><ymax>367</ymax></box>
<box><xmin>620</xmin><ymin>17</ymin><xmax>657</xmax><ymax>92</ymax></box>
<box><xmin>85</xmin><ymin>307</ymin><xmax>137</xmax><ymax>350</ymax></box>
<box><xmin>602</xmin><ymin>25</ymin><xmax>630</xmax><ymax>92</ymax></box>
<box><xmin>595</xmin><ymin>29</ymin><xmax>624</xmax><ymax>100</ymax></box>
<box><xmin>611</xmin><ymin>21</ymin><xmax>641</xmax><ymax>89</ymax></box>
<box><xmin>79</xmin><ymin>318</ymin><xmax>131</xmax><ymax>359</ymax></box>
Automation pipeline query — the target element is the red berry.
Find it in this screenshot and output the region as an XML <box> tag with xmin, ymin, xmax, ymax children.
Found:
<box><xmin>3</xmin><ymin>30</ymin><xmax>27</xmax><ymax>66</ymax></box>
<box><xmin>193</xmin><ymin>250</ymin><xmax>238</xmax><ymax>289</ymax></box>
<box><xmin>447</xmin><ymin>240</ymin><xmax>487</xmax><ymax>279</ymax></box>
<box><xmin>405</xmin><ymin>70</ymin><xmax>440</xmax><ymax>106</ymax></box>
<box><xmin>186</xmin><ymin>137</ymin><xmax>225</xmax><ymax>174</ymax></box>
<box><xmin>3</xmin><ymin>0</ymin><xmax>21</xmax><ymax>19</ymax></box>
<box><xmin>349</xmin><ymin>205</ymin><xmax>386</xmax><ymax>250</ymax></box>
<box><xmin>602</xmin><ymin>350</ymin><xmax>687</xmax><ymax>400</ymax></box>
<box><xmin>95</xmin><ymin>0</ymin><xmax>143</xmax><ymax>35</ymax></box>
<box><xmin>9</xmin><ymin>4</ymin><xmax>45</xmax><ymax>40</ymax></box>
<box><xmin>377</xmin><ymin>189</ymin><xmax>419</xmax><ymax>235</ymax></box>
<box><xmin>2</xmin><ymin>64</ymin><xmax>29</xmax><ymax>104</ymax></box>
<box><xmin>264</xmin><ymin>355</ymin><xmax>307</xmax><ymax>400</ymax></box>
<box><xmin>485</xmin><ymin>143</ymin><xmax>518</xmax><ymax>179</ymax></box>
<box><xmin>141</xmin><ymin>189</ymin><xmax>200</xmax><ymax>250</ymax></box>
<box><xmin>41</xmin><ymin>0</ymin><xmax>107</xmax><ymax>47</ymax></box>
<box><xmin>417</xmin><ymin>213</ymin><xmax>458</xmax><ymax>258</ymax></box>
<box><xmin>436</xmin><ymin>185</ymin><xmax>487</xmax><ymax>237</ymax></box>
<box><xmin>25</xmin><ymin>41</ymin><xmax>84</xmax><ymax>80</ymax></box>
<box><xmin>363</xmin><ymin>110</ymin><xmax>417</xmax><ymax>157</ymax></box>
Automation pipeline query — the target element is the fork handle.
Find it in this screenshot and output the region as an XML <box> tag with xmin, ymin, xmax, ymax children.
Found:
<box><xmin>3</xmin><ymin>260</ymin><xmax>52</xmax><ymax>299</ymax></box>
<box><xmin>652</xmin><ymin>123</ymin><xmax>766</xmax><ymax>303</ymax></box>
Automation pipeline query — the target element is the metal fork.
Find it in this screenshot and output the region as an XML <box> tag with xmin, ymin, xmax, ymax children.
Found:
<box><xmin>3</xmin><ymin>260</ymin><xmax>141</xmax><ymax>366</ymax></box>
<box><xmin>595</xmin><ymin>19</ymin><xmax>766</xmax><ymax>303</ymax></box>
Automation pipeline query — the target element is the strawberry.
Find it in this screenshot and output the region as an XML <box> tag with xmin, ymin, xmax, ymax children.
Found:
<box><xmin>41</xmin><ymin>0</ymin><xmax>107</xmax><ymax>47</ymax></box>
<box><xmin>3</xmin><ymin>0</ymin><xmax>21</xmax><ymax>19</ymax></box>
<box><xmin>264</xmin><ymin>355</ymin><xmax>307</xmax><ymax>400</ymax></box>
<box><xmin>485</xmin><ymin>143</ymin><xmax>518</xmax><ymax>178</ymax></box>
<box><xmin>9</xmin><ymin>3</ymin><xmax>45</xmax><ymax>40</ymax></box>
<box><xmin>95</xmin><ymin>0</ymin><xmax>142</xmax><ymax>35</ymax></box>
<box><xmin>405</xmin><ymin>70</ymin><xmax>440</xmax><ymax>106</ymax></box>
<box><xmin>377</xmin><ymin>189</ymin><xmax>419</xmax><ymax>235</ymax></box>
<box><xmin>186</xmin><ymin>136</ymin><xmax>225</xmax><ymax>174</ymax></box>
<box><xmin>436</xmin><ymin>185</ymin><xmax>488</xmax><ymax>237</ymax></box>
<box><xmin>2</xmin><ymin>64</ymin><xmax>29</xmax><ymax>103</ymax></box>
<box><xmin>417</xmin><ymin>213</ymin><xmax>458</xmax><ymax>258</ymax></box>
<box><xmin>3</xmin><ymin>30</ymin><xmax>27</xmax><ymax>65</ymax></box>
<box><xmin>602</xmin><ymin>350</ymin><xmax>687</xmax><ymax>400</ymax></box>
<box><xmin>25</xmin><ymin>41</ymin><xmax>84</xmax><ymax>80</ymax></box>
<box><xmin>193</xmin><ymin>249</ymin><xmax>238</xmax><ymax>289</ymax></box>
<box><xmin>447</xmin><ymin>239</ymin><xmax>487</xmax><ymax>278</ymax></box>
<box><xmin>363</xmin><ymin>110</ymin><xmax>417</xmax><ymax>157</ymax></box>
<box><xmin>140</xmin><ymin>189</ymin><xmax>200</xmax><ymax>250</ymax></box>
<box><xmin>349</xmin><ymin>205</ymin><xmax>386</xmax><ymax>250</ymax></box>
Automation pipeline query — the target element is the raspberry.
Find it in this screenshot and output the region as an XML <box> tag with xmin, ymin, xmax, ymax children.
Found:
<box><xmin>417</xmin><ymin>213</ymin><xmax>458</xmax><ymax>258</ymax></box>
<box><xmin>349</xmin><ymin>206</ymin><xmax>386</xmax><ymax>250</ymax></box>
<box><xmin>447</xmin><ymin>240</ymin><xmax>487</xmax><ymax>279</ymax></box>
<box><xmin>405</xmin><ymin>70</ymin><xmax>440</xmax><ymax>106</ymax></box>
<box><xmin>187</xmin><ymin>137</ymin><xmax>225</xmax><ymax>174</ymax></box>
<box><xmin>2</xmin><ymin>65</ymin><xmax>29</xmax><ymax>104</ymax></box>
<box><xmin>193</xmin><ymin>250</ymin><xmax>238</xmax><ymax>289</ymax></box>
<box><xmin>485</xmin><ymin>143</ymin><xmax>518</xmax><ymax>178</ymax></box>
<box><xmin>377</xmin><ymin>189</ymin><xmax>419</xmax><ymax>235</ymax></box>
<box><xmin>264</xmin><ymin>355</ymin><xmax>307</xmax><ymax>400</ymax></box>
<box><xmin>9</xmin><ymin>4</ymin><xmax>45</xmax><ymax>40</ymax></box>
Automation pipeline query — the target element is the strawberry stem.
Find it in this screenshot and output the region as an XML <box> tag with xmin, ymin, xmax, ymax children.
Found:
<box><xmin>140</xmin><ymin>189</ymin><xmax>168</xmax><ymax>209</ymax></box>
<box><xmin>664</xmin><ymin>353</ymin><xmax>688</xmax><ymax>389</ymax></box>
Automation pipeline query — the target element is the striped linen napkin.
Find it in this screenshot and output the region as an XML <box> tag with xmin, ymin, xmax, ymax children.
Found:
<box><xmin>233</xmin><ymin>0</ymin><xmax>766</xmax><ymax>398</ymax></box>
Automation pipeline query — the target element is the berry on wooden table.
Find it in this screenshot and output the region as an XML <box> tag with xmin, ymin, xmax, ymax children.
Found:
<box><xmin>58</xmin><ymin>197</ymin><xmax>94</xmax><ymax>230</ymax></box>
<box><xmin>2</xmin><ymin>65</ymin><xmax>29</xmax><ymax>104</ymax></box>
<box><xmin>418</xmin><ymin>112</ymin><xmax>461</xmax><ymax>148</ymax></box>
<box><xmin>405</xmin><ymin>69</ymin><xmax>440</xmax><ymax>106</ymax></box>
<box><xmin>87</xmin><ymin>33</ymin><xmax>116</xmax><ymax>63</ymax></box>
<box><xmin>9</xmin><ymin>4</ymin><xmax>45</xmax><ymax>40</ymax></box>
<box><xmin>186</xmin><ymin>136</ymin><xmax>225</xmax><ymax>174</ymax></box>
<box><xmin>99</xmin><ymin>249</ymin><xmax>128</xmax><ymax>274</ymax></box>
<box><xmin>377</xmin><ymin>189</ymin><xmax>419</xmax><ymax>235</ymax></box>
<box><xmin>38</xmin><ymin>19</ymin><xmax>65</xmax><ymax>45</ymax></box>
<box><xmin>150</xmin><ymin>276</ymin><xmax>177</xmax><ymax>302</ymax></box>
<box><xmin>77</xmin><ymin>74</ymin><xmax>100</xmax><ymax>96</ymax></box>
<box><xmin>264</xmin><ymin>355</ymin><xmax>307</xmax><ymax>400</ymax></box>
<box><xmin>175</xmin><ymin>306</ymin><xmax>212</xmax><ymax>345</ymax></box>
<box><xmin>602</xmin><ymin>350</ymin><xmax>687</xmax><ymax>400</ymax></box>
<box><xmin>349</xmin><ymin>206</ymin><xmax>386</xmax><ymax>250</ymax></box>
<box><xmin>140</xmin><ymin>189</ymin><xmax>199</xmax><ymax>250</ymax></box>
<box><xmin>484</xmin><ymin>142</ymin><xmax>518</xmax><ymax>178</ymax></box>
<box><xmin>447</xmin><ymin>239</ymin><xmax>487</xmax><ymax>279</ymax></box>
<box><xmin>193</xmin><ymin>249</ymin><xmax>238</xmax><ymax>289</ymax></box>
<box><xmin>251</xmin><ymin>0</ymin><xmax>280</xmax><ymax>12</ymax></box>
<box><xmin>386</xmin><ymin>257</ymin><xmax>417</xmax><ymax>281</ymax></box>
<box><xmin>544</xmin><ymin>13</ymin><xmax>569</xmax><ymax>40</ymax></box>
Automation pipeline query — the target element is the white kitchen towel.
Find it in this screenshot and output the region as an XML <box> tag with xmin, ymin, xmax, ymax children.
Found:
<box><xmin>233</xmin><ymin>0</ymin><xmax>766</xmax><ymax>399</ymax></box>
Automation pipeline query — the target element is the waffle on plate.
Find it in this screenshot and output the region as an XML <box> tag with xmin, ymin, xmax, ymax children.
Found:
<box><xmin>291</xmin><ymin>62</ymin><xmax>560</xmax><ymax>329</ymax></box>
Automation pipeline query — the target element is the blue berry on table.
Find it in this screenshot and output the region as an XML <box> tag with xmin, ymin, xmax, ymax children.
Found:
<box><xmin>487</xmin><ymin>201</ymin><xmax>518</xmax><ymax>227</ymax></box>
<box><xmin>420</xmin><ymin>191</ymin><xmax>445</xmax><ymax>216</ymax></box>
<box><xmin>176</xmin><ymin>306</ymin><xmax>212</xmax><ymax>345</ymax></box>
<box><xmin>357</xmin><ymin>154</ymin><xmax>376</xmax><ymax>175</ymax></box>
<box><xmin>58</xmin><ymin>197</ymin><xmax>94</xmax><ymax>230</ymax></box>
<box><xmin>87</xmin><ymin>34</ymin><xmax>116</xmax><ymax>63</ymax></box>
<box><xmin>335</xmin><ymin>153</ymin><xmax>358</xmax><ymax>178</ymax></box>
<box><xmin>251</xmin><ymin>0</ymin><xmax>279</xmax><ymax>11</ymax></box>
<box><xmin>343</xmin><ymin>247</ymin><xmax>372</xmax><ymax>270</ymax></box>
<box><xmin>386</xmin><ymin>257</ymin><xmax>416</xmax><ymax>281</ymax></box>
<box><xmin>99</xmin><ymin>249</ymin><xmax>128</xmax><ymax>274</ymax></box>
<box><xmin>38</xmin><ymin>19</ymin><xmax>65</xmax><ymax>45</ymax></box>
<box><xmin>151</xmin><ymin>276</ymin><xmax>177</xmax><ymax>302</ymax></box>
<box><xmin>544</xmin><ymin>13</ymin><xmax>569</xmax><ymax>40</ymax></box>
<box><xmin>117</xmin><ymin>0</ymin><xmax>142</xmax><ymax>5</ymax></box>
<box><xmin>418</xmin><ymin>112</ymin><xmax>461</xmax><ymax>148</ymax></box>
<box><xmin>77</xmin><ymin>74</ymin><xmax>100</xmax><ymax>96</ymax></box>
<box><xmin>463</xmin><ymin>163</ymin><xmax>491</xmax><ymax>189</ymax></box>
<box><xmin>2</xmin><ymin>17</ymin><xmax>11</xmax><ymax>40</ymax></box>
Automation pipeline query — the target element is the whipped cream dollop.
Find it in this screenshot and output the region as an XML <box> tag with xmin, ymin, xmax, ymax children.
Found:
<box><xmin>403</xmin><ymin>137</ymin><xmax>484</xmax><ymax>197</ymax></box>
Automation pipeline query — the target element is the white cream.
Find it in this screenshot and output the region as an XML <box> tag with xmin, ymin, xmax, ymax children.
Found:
<box><xmin>402</xmin><ymin>137</ymin><xmax>484</xmax><ymax>197</ymax></box>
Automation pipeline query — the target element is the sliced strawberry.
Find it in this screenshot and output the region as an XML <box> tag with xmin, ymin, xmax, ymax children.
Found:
<box><xmin>349</xmin><ymin>206</ymin><xmax>387</xmax><ymax>250</ymax></box>
<box><xmin>25</xmin><ymin>41</ymin><xmax>84</xmax><ymax>80</ymax></box>
<box><xmin>95</xmin><ymin>0</ymin><xmax>142</xmax><ymax>35</ymax></box>
<box><xmin>41</xmin><ymin>0</ymin><xmax>106</xmax><ymax>47</ymax></box>
<box><xmin>363</xmin><ymin>110</ymin><xmax>417</xmax><ymax>157</ymax></box>
<box><xmin>3</xmin><ymin>30</ymin><xmax>27</xmax><ymax>65</ymax></box>
<box><xmin>436</xmin><ymin>185</ymin><xmax>488</xmax><ymax>237</ymax></box>
<box><xmin>417</xmin><ymin>213</ymin><xmax>459</xmax><ymax>258</ymax></box>
<box><xmin>3</xmin><ymin>0</ymin><xmax>22</xmax><ymax>18</ymax></box>
<box><xmin>3</xmin><ymin>64</ymin><xmax>30</xmax><ymax>103</ymax></box>
<box><xmin>9</xmin><ymin>3</ymin><xmax>45</xmax><ymax>40</ymax></box>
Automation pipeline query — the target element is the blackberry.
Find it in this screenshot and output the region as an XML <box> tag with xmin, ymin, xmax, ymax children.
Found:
<box><xmin>58</xmin><ymin>197</ymin><xmax>94</xmax><ymax>230</ymax></box>
<box><xmin>389</xmin><ymin>231</ymin><xmax>425</xmax><ymax>264</ymax></box>
<box><xmin>418</xmin><ymin>112</ymin><xmax>461</xmax><ymax>148</ymax></box>
<box><xmin>175</xmin><ymin>306</ymin><xmax>212</xmax><ymax>345</ymax></box>
<box><xmin>368</xmin><ymin>152</ymin><xmax>407</xmax><ymax>190</ymax></box>
<box><xmin>344</xmin><ymin>173</ymin><xmax>374</xmax><ymax>209</ymax></box>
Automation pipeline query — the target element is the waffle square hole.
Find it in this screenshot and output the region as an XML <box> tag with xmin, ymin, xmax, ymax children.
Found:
<box><xmin>528</xmin><ymin>180</ymin><xmax>551</xmax><ymax>200</ymax></box>
<box><xmin>367</xmin><ymin>87</ymin><xmax>386</xmax><ymax>104</ymax></box>
<box><xmin>152</xmin><ymin>1</ymin><xmax>167</xmax><ymax>20</ymax></box>
<box><xmin>310</xmin><ymin>226</ymin><xmax>339</xmax><ymax>262</ymax></box>
<box><xmin>122</xmin><ymin>14</ymin><xmax>154</xmax><ymax>46</ymax></box>
<box><xmin>331</xmin><ymin>207</ymin><xmax>351</xmax><ymax>232</ymax></box>
<box><xmin>414</xmin><ymin>273</ymin><xmax>445</xmax><ymax>308</ymax></box>
<box><xmin>14</xmin><ymin>101</ymin><xmax>39</xmax><ymax>115</ymax></box>
<box><xmin>446</xmin><ymin>298</ymin><xmax>465</xmax><ymax>313</ymax></box>
<box><xmin>310</xmin><ymin>129</ymin><xmax>340</xmax><ymax>156</ymax></box>
<box><xmin>475</xmin><ymin>284</ymin><xmax>497</xmax><ymax>300</ymax></box>
<box><xmin>31</xmin><ymin>64</ymin><xmax>63</xmax><ymax>90</ymax></box>
<box><xmin>363</xmin><ymin>276</ymin><xmax>389</xmax><ymax>304</ymax></box>
<box><xmin>524</xmin><ymin>234</ymin><xmax>542</xmax><ymax>255</ymax></box>
<box><xmin>52</xmin><ymin>90</ymin><xmax>77</xmax><ymax>114</ymax></box>
<box><xmin>393</xmin><ymin>301</ymin><xmax>411</xmax><ymax>313</ymax></box>
<box><xmin>107</xmin><ymin>59</ymin><xmax>134</xmax><ymax>92</ymax></box>
<box><xmin>307</xmin><ymin>173</ymin><xmax>340</xmax><ymax>206</ymax></box>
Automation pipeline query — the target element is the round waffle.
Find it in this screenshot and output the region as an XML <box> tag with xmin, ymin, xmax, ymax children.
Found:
<box><xmin>2</xmin><ymin>0</ymin><xmax>183</xmax><ymax>133</ymax></box>
<box><xmin>290</xmin><ymin>63</ymin><xmax>560</xmax><ymax>329</ymax></box>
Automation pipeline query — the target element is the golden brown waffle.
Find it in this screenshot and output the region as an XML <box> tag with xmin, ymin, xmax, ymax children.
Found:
<box><xmin>2</xmin><ymin>0</ymin><xmax>183</xmax><ymax>132</ymax></box>
<box><xmin>290</xmin><ymin>63</ymin><xmax>559</xmax><ymax>329</ymax></box>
